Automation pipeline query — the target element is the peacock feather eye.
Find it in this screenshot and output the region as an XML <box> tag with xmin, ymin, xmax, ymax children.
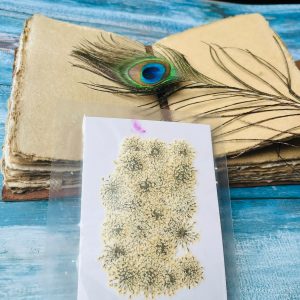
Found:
<box><xmin>123</xmin><ymin>58</ymin><xmax>175</xmax><ymax>88</ymax></box>
<box><xmin>71</xmin><ymin>35</ymin><xmax>202</xmax><ymax>101</ymax></box>
<box><xmin>141</xmin><ymin>63</ymin><xmax>166</xmax><ymax>84</ymax></box>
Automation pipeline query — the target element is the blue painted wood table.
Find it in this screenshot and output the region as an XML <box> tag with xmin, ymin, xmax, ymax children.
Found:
<box><xmin>0</xmin><ymin>1</ymin><xmax>299</xmax><ymax>299</ymax></box>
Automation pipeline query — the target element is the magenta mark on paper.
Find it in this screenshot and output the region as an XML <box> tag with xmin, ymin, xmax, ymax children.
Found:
<box><xmin>132</xmin><ymin>120</ymin><xmax>146</xmax><ymax>133</ymax></box>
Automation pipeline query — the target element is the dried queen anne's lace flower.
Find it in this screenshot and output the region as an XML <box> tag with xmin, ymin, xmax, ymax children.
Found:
<box><xmin>100</xmin><ymin>136</ymin><xmax>204</xmax><ymax>298</ymax></box>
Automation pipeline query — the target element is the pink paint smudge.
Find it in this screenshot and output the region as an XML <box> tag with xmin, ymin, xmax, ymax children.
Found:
<box><xmin>132</xmin><ymin>120</ymin><xmax>146</xmax><ymax>133</ymax></box>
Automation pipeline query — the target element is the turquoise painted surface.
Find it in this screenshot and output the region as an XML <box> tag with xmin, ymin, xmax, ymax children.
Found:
<box><xmin>1</xmin><ymin>0</ymin><xmax>300</xmax><ymax>58</ymax></box>
<box><xmin>0</xmin><ymin>198</ymin><xmax>299</xmax><ymax>299</ymax></box>
<box><xmin>0</xmin><ymin>1</ymin><xmax>300</xmax><ymax>299</ymax></box>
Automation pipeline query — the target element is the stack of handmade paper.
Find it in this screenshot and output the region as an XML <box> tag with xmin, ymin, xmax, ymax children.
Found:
<box><xmin>2</xmin><ymin>14</ymin><xmax>300</xmax><ymax>200</ymax></box>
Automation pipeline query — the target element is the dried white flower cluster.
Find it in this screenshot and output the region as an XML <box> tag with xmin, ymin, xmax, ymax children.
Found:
<box><xmin>100</xmin><ymin>136</ymin><xmax>203</xmax><ymax>299</ymax></box>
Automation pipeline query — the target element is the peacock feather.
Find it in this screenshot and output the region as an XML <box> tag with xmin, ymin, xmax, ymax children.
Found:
<box><xmin>71</xmin><ymin>33</ymin><xmax>300</xmax><ymax>161</ymax></box>
<box><xmin>71</xmin><ymin>33</ymin><xmax>218</xmax><ymax>109</ymax></box>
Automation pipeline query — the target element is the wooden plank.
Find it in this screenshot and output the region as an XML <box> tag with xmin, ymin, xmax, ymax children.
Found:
<box><xmin>231</xmin><ymin>185</ymin><xmax>300</xmax><ymax>199</ymax></box>
<box><xmin>231</xmin><ymin>199</ymin><xmax>300</xmax><ymax>299</ymax></box>
<box><xmin>0</xmin><ymin>198</ymin><xmax>299</xmax><ymax>299</ymax></box>
<box><xmin>2</xmin><ymin>186</ymin><xmax>81</xmax><ymax>201</ymax></box>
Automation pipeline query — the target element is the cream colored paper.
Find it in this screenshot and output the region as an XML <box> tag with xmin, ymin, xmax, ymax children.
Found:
<box><xmin>7</xmin><ymin>14</ymin><xmax>300</xmax><ymax>162</ymax></box>
<box><xmin>3</xmin><ymin>13</ymin><xmax>300</xmax><ymax>197</ymax></box>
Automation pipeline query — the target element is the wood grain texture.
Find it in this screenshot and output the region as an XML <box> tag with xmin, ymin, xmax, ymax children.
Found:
<box><xmin>0</xmin><ymin>198</ymin><xmax>299</xmax><ymax>299</ymax></box>
<box><xmin>2</xmin><ymin>186</ymin><xmax>81</xmax><ymax>201</ymax></box>
<box><xmin>0</xmin><ymin>1</ymin><xmax>300</xmax><ymax>299</ymax></box>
